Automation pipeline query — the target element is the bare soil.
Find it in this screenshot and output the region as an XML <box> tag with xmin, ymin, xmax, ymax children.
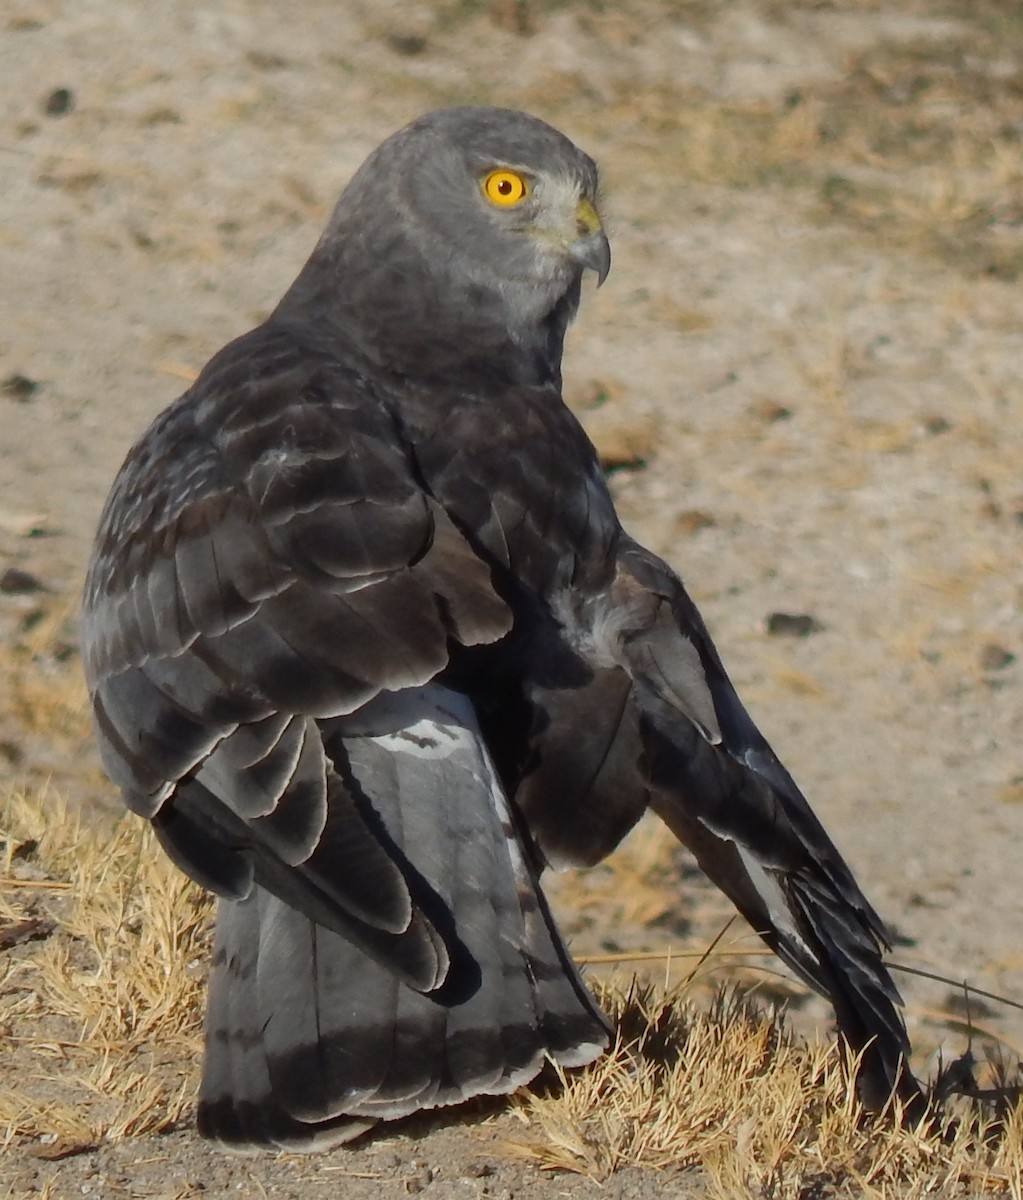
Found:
<box><xmin>2</xmin><ymin>1</ymin><xmax>1022</xmax><ymax>1197</ymax></box>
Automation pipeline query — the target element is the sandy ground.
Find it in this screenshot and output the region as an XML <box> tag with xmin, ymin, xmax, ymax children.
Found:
<box><xmin>2</xmin><ymin>0</ymin><xmax>1022</xmax><ymax>1196</ymax></box>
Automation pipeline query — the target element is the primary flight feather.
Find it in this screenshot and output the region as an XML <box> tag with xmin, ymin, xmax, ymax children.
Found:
<box><xmin>82</xmin><ymin>106</ymin><xmax>922</xmax><ymax>1150</ymax></box>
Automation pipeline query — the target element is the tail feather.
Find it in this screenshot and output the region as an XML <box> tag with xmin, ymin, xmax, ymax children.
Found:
<box><xmin>258</xmin><ymin>897</ymin><xmax>403</xmax><ymax>1122</ymax></box>
<box><xmin>198</xmin><ymin>893</ymin><xmax>378</xmax><ymax>1151</ymax></box>
<box><xmin>197</xmin><ymin>685</ymin><xmax>609</xmax><ymax>1149</ymax></box>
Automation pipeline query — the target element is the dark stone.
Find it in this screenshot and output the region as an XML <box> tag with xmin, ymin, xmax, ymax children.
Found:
<box><xmin>0</xmin><ymin>567</ymin><xmax>47</xmax><ymax>595</ymax></box>
<box><xmin>43</xmin><ymin>87</ymin><xmax>74</xmax><ymax>117</ymax></box>
<box><xmin>979</xmin><ymin>643</ymin><xmax>1015</xmax><ymax>671</ymax></box>
<box><xmin>765</xmin><ymin>612</ymin><xmax>824</xmax><ymax>637</ymax></box>
<box><xmin>1</xmin><ymin>374</ymin><xmax>39</xmax><ymax>401</ymax></box>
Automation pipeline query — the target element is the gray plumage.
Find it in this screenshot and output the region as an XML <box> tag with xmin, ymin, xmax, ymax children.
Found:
<box><xmin>82</xmin><ymin>106</ymin><xmax>922</xmax><ymax>1151</ymax></box>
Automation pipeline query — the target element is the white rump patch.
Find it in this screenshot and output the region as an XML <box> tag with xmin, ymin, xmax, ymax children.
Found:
<box><xmin>347</xmin><ymin>685</ymin><xmax>481</xmax><ymax>763</ymax></box>
<box><xmin>376</xmin><ymin>717</ymin><xmax>463</xmax><ymax>760</ymax></box>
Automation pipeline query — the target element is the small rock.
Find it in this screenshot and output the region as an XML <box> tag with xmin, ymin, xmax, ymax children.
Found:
<box><xmin>979</xmin><ymin>643</ymin><xmax>1015</xmax><ymax>671</ymax></box>
<box><xmin>43</xmin><ymin>87</ymin><xmax>74</xmax><ymax>117</ymax></box>
<box><xmin>387</xmin><ymin>32</ymin><xmax>428</xmax><ymax>56</ymax></box>
<box><xmin>0</xmin><ymin>567</ymin><xmax>47</xmax><ymax>595</ymax></box>
<box><xmin>922</xmin><ymin>414</ymin><xmax>952</xmax><ymax>435</ymax></box>
<box><xmin>765</xmin><ymin>612</ymin><xmax>824</xmax><ymax>637</ymax></box>
<box><xmin>1</xmin><ymin>374</ymin><xmax>39</xmax><ymax>401</ymax></box>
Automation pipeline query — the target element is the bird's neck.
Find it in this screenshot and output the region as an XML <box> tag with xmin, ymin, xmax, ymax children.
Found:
<box><xmin>273</xmin><ymin>243</ymin><xmax>580</xmax><ymax>391</ymax></box>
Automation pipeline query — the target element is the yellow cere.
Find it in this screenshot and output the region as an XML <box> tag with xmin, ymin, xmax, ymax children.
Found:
<box><xmin>483</xmin><ymin>169</ymin><xmax>528</xmax><ymax>207</ymax></box>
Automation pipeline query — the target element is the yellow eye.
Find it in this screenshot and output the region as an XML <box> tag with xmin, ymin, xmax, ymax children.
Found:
<box><xmin>483</xmin><ymin>169</ymin><xmax>528</xmax><ymax>207</ymax></box>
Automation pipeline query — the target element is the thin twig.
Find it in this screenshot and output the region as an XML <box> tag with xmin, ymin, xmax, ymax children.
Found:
<box><xmin>0</xmin><ymin>878</ymin><xmax>72</xmax><ymax>890</ymax></box>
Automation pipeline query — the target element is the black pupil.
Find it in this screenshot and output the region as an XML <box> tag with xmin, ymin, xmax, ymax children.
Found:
<box><xmin>498</xmin><ymin>178</ymin><xmax>513</xmax><ymax>194</ymax></box>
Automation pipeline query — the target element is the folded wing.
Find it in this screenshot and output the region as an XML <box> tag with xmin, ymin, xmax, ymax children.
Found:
<box><xmin>527</xmin><ymin>535</ymin><xmax>922</xmax><ymax>1113</ymax></box>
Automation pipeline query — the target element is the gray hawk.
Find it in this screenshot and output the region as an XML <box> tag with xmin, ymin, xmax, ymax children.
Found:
<box><xmin>81</xmin><ymin>106</ymin><xmax>922</xmax><ymax>1150</ymax></box>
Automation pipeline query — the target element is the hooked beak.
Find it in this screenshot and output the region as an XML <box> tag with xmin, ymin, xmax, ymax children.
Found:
<box><xmin>572</xmin><ymin>197</ymin><xmax>611</xmax><ymax>286</ymax></box>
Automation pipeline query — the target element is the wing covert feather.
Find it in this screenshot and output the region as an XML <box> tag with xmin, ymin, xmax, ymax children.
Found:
<box><xmin>81</xmin><ymin>327</ymin><xmax>513</xmax><ymax>967</ymax></box>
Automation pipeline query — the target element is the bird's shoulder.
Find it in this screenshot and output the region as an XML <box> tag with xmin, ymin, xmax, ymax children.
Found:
<box><xmin>81</xmin><ymin>322</ymin><xmax>498</xmax><ymax>685</ymax></box>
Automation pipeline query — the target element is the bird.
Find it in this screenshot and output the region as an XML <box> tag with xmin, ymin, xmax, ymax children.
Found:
<box><xmin>81</xmin><ymin>106</ymin><xmax>922</xmax><ymax>1152</ymax></box>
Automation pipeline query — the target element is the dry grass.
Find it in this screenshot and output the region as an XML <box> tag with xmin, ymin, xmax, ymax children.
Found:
<box><xmin>511</xmin><ymin>980</ymin><xmax>1023</xmax><ymax>1198</ymax></box>
<box><xmin>629</xmin><ymin>60</ymin><xmax>1023</xmax><ymax>281</ymax></box>
<box><xmin>2</xmin><ymin>776</ymin><xmax>1022</xmax><ymax>1195</ymax></box>
<box><xmin>0</xmin><ymin>786</ymin><xmax>210</xmax><ymax>1153</ymax></box>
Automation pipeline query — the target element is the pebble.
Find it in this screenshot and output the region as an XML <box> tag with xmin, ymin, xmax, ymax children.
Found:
<box><xmin>765</xmin><ymin>611</ymin><xmax>824</xmax><ymax>637</ymax></box>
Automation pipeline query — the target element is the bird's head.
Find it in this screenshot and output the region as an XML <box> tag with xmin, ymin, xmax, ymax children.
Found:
<box><xmin>277</xmin><ymin>107</ymin><xmax>610</xmax><ymax>381</ymax></box>
<box><xmin>433</xmin><ymin>107</ymin><xmax>611</xmax><ymax>293</ymax></box>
